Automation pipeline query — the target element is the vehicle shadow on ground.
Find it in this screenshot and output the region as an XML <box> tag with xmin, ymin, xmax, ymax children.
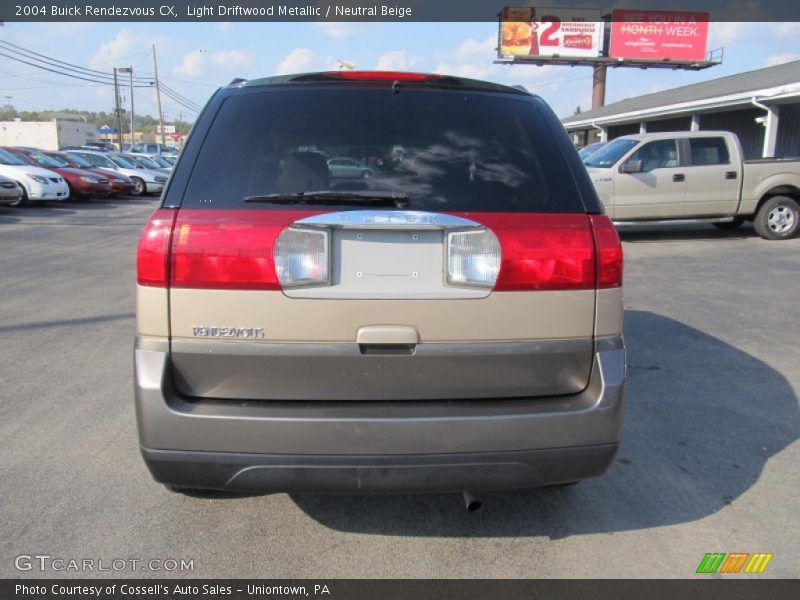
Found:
<box><xmin>0</xmin><ymin>210</ymin><xmax>22</xmax><ymax>224</ymax></box>
<box><xmin>289</xmin><ymin>309</ymin><xmax>799</xmax><ymax>538</ymax></box>
<box><xmin>619</xmin><ymin>224</ymin><xmax>756</xmax><ymax>243</ymax></box>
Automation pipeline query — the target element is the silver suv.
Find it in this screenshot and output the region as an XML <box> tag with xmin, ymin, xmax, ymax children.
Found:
<box><xmin>134</xmin><ymin>72</ymin><xmax>626</xmax><ymax>499</ymax></box>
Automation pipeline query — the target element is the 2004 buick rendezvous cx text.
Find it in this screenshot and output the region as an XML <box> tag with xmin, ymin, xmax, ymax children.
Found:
<box><xmin>134</xmin><ymin>71</ymin><xmax>626</xmax><ymax>499</ymax></box>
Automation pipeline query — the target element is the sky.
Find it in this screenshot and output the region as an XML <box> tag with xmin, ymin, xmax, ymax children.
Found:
<box><xmin>1</xmin><ymin>21</ymin><xmax>800</xmax><ymax>121</ymax></box>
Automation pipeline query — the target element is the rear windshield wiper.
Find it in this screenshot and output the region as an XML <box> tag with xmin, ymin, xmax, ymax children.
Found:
<box><xmin>244</xmin><ymin>190</ymin><xmax>409</xmax><ymax>208</ymax></box>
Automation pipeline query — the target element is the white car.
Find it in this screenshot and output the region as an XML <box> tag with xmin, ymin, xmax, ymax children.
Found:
<box><xmin>65</xmin><ymin>150</ymin><xmax>168</xmax><ymax>196</ymax></box>
<box><xmin>0</xmin><ymin>148</ymin><xmax>69</xmax><ymax>205</ymax></box>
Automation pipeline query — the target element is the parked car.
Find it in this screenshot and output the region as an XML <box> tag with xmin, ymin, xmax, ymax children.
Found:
<box><xmin>578</xmin><ymin>141</ymin><xmax>606</xmax><ymax>161</ymax></box>
<box><xmin>84</xmin><ymin>141</ymin><xmax>118</xmax><ymax>152</ymax></box>
<box><xmin>46</xmin><ymin>151</ymin><xmax>136</xmax><ymax>197</ymax></box>
<box><xmin>584</xmin><ymin>131</ymin><xmax>800</xmax><ymax>240</ymax></box>
<box><xmin>6</xmin><ymin>147</ymin><xmax>111</xmax><ymax>200</ymax></box>
<box><xmin>327</xmin><ymin>157</ymin><xmax>374</xmax><ymax>178</ymax></box>
<box><xmin>0</xmin><ymin>147</ymin><xmax>69</xmax><ymax>205</ymax></box>
<box><xmin>0</xmin><ymin>173</ymin><xmax>23</xmax><ymax>206</ymax></box>
<box><xmin>123</xmin><ymin>153</ymin><xmax>172</xmax><ymax>174</ymax></box>
<box><xmin>134</xmin><ymin>71</ymin><xmax>625</xmax><ymax>499</ymax></box>
<box><xmin>129</xmin><ymin>143</ymin><xmax>178</xmax><ymax>158</ymax></box>
<box><xmin>65</xmin><ymin>150</ymin><xmax>168</xmax><ymax>196</ymax></box>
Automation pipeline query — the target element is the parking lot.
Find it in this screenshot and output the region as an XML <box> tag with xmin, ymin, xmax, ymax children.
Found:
<box><xmin>0</xmin><ymin>197</ymin><xmax>798</xmax><ymax>578</ymax></box>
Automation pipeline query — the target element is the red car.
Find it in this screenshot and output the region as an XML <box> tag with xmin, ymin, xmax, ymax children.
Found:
<box><xmin>44</xmin><ymin>151</ymin><xmax>136</xmax><ymax>197</ymax></box>
<box><xmin>3</xmin><ymin>147</ymin><xmax>112</xmax><ymax>200</ymax></box>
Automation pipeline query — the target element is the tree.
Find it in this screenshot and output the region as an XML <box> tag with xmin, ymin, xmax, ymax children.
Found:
<box><xmin>574</xmin><ymin>105</ymin><xmax>583</xmax><ymax>115</ymax></box>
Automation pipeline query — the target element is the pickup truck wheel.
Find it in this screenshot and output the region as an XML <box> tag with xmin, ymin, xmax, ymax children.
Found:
<box><xmin>713</xmin><ymin>217</ymin><xmax>745</xmax><ymax>230</ymax></box>
<box><xmin>755</xmin><ymin>196</ymin><xmax>799</xmax><ymax>240</ymax></box>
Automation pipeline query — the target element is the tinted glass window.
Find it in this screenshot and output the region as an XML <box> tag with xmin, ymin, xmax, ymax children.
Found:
<box><xmin>689</xmin><ymin>137</ymin><xmax>730</xmax><ymax>166</ymax></box>
<box><xmin>58</xmin><ymin>153</ymin><xmax>90</xmax><ymax>167</ymax></box>
<box><xmin>629</xmin><ymin>140</ymin><xmax>679</xmax><ymax>172</ymax></box>
<box><xmin>81</xmin><ymin>153</ymin><xmax>111</xmax><ymax>167</ymax></box>
<box><xmin>183</xmin><ymin>88</ymin><xmax>585</xmax><ymax>213</ymax></box>
<box><xmin>583</xmin><ymin>138</ymin><xmax>639</xmax><ymax>168</ymax></box>
<box><xmin>31</xmin><ymin>153</ymin><xmax>67</xmax><ymax>168</ymax></box>
<box><xmin>109</xmin><ymin>155</ymin><xmax>137</xmax><ymax>168</ymax></box>
<box><xmin>0</xmin><ymin>148</ymin><xmax>28</xmax><ymax>165</ymax></box>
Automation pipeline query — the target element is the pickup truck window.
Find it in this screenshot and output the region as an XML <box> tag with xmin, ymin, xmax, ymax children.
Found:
<box><xmin>629</xmin><ymin>140</ymin><xmax>679</xmax><ymax>172</ymax></box>
<box><xmin>689</xmin><ymin>137</ymin><xmax>730</xmax><ymax>166</ymax></box>
<box><xmin>583</xmin><ymin>138</ymin><xmax>638</xmax><ymax>168</ymax></box>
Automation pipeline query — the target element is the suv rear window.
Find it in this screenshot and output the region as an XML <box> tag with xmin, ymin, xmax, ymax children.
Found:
<box><xmin>182</xmin><ymin>87</ymin><xmax>585</xmax><ymax>213</ymax></box>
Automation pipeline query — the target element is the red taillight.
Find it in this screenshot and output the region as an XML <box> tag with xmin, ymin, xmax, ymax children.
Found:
<box><xmin>590</xmin><ymin>214</ymin><xmax>623</xmax><ymax>288</ymax></box>
<box><xmin>169</xmin><ymin>210</ymin><xmax>324</xmax><ymax>290</ymax></box>
<box><xmin>136</xmin><ymin>208</ymin><xmax>177</xmax><ymax>287</ymax></box>
<box><xmin>328</xmin><ymin>71</ymin><xmax>443</xmax><ymax>82</ymax></box>
<box><xmin>469</xmin><ymin>214</ymin><xmax>597</xmax><ymax>291</ymax></box>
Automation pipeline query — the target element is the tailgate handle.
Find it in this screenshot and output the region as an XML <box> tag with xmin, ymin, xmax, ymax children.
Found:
<box><xmin>357</xmin><ymin>325</ymin><xmax>419</xmax><ymax>355</ymax></box>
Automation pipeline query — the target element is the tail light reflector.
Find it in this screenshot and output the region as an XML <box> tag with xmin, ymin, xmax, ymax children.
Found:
<box><xmin>136</xmin><ymin>208</ymin><xmax>177</xmax><ymax>287</ymax></box>
<box><xmin>590</xmin><ymin>215</ymin><xmax>623</xmax><ymax>288</ymax></box>
<box><xmin>168</xmin><ymin>210</ymin><xmax>323</xmax><ymax>290</ymax></box>
<box><xmin>472</xmin><ymin>214</ymin><xmax>596</xmax><ymax>291</ymax></box>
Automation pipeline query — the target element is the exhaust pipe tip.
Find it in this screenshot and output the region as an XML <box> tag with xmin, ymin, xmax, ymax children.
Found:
<box><xmin>462</xmin><ymin>490</ymin><xmax>483</xmax><ymax>513</ymax></box>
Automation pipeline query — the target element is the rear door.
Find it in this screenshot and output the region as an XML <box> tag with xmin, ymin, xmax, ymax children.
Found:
<box><xmin>165</xmin><ymin>84</ymin><xmax>603</xmax><ymax>401</ymax></box>
<box><xmin>613</xmin><ymin>138</ymin><xmax>687</xmax><ymax>220</ymax></box>
<box><xmin>682</xmin><ymin>136</ymin><xmax>741</xmax><ymax>216</ymax></box>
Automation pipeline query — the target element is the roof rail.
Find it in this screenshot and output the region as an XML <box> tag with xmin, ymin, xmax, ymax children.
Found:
<box><xmin>228</xmin><ymin>78</ymin><xmax>247</xmax><ymax>86</ymax></box>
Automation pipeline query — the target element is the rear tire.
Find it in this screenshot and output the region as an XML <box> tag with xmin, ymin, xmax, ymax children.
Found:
<box><xmin>754</xmin><ymin>196</ymin><xmax>799</xmax><ymax>240</ymax></box>
<box><xmin>130</xmin><ymin>177</ymin><xmax>146</xmax><ymax>196</ymax></box>
<box><xmin>713</xmin><ymin>217</ymin><xmax>745</xmax><ymax>230</ymax></box>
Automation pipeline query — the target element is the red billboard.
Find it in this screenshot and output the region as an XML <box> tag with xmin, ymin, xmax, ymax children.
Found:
<box><xmin>610</xmin><ymin>10</ymin><xmax>710</xmax><ymax>62</ymax></box>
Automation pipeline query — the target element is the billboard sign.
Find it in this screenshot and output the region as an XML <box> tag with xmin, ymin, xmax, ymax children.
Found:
<box><xmin>610</xmin><ymin>10</ymin><xmax>710</xmax><ymax>62</ymax></box>
<box><xmin>500</xmin><ymin>7</ymin><xmax>604</xmax><ymax>59</ymax></box>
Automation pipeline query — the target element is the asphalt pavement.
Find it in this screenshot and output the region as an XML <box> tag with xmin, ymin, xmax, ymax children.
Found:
<box><xmin>0</xmin><ymin>198</ymin><xmax>798</xmax><ymax>578</ymax></box>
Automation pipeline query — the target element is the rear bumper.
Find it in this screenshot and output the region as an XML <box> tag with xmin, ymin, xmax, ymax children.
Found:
<box><xmin>142</xmin><ymin>444</ymin><xmax>618</xmax><ymax>493</ymax></box>
<box><xmin>135</xmin><ymin>336</ymin><xmax>625</xmax><ymax>492</ymax></box>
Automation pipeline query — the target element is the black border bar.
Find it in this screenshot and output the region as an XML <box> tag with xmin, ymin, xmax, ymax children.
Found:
<box><xmin>2</xmin><ymin>1</ymin><xmax>800</xmax><ymax>22</ymax></box>
<box><xmin>3</xmin><ymin>580</ymin><xmax>800</xmax><ymax>600</ymax></box>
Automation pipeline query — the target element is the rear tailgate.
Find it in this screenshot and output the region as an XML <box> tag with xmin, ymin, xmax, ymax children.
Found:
<box><xmin>154</xmin><ymin>81</ymin><xmax>608</xmax><ymax>401</ymax></box>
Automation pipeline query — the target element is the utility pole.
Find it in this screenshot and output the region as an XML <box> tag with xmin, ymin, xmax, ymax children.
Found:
<box><xmin>116</xmin><ymin>66</ymin><xmax>134</xmax><ymax>147</ymax></box>
<box><xmin>128</xmin><ymin>67</ymin><xmax>135</xmax><ymax>147</ymax></box>
<box><xmin>113</xmin><ymin>67</ymin><xmax>123</xmax><ymax>150</ymax></box>
<box><xmin>152</xmin><ymin>44</ymin><xmax>166</xmax><ymax>146</ymax></box>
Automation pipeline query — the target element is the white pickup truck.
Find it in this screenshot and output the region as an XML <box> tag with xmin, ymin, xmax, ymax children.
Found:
<box><xmin>583</xmin><ymin>131</ymin><xmax>800</xmax><ymax>240</ymax></box>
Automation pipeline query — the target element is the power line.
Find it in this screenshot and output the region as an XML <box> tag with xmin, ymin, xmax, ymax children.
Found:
<box><xmin>160</xmin><ymin>82</ymin><xmax>202</xmax><ymax>110</ymax></box>
<box><xmin>0</xmin><ymin>40</ymin><xmax>153</xmax><ymax>84</ymax></box>
<box><xmin>160</xmin><ymin>87</ymin><xmax>201</xmax><ymax>113</ymax></box>
<box><xmin>0</xmin><ymin>49</ymin><xmax>145</xmax><ymax>86</ymax></box>
<box><xmin>0</xmin><ymin>40</ymin><xmax>203</xmax><ymax>114</ymax></box>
